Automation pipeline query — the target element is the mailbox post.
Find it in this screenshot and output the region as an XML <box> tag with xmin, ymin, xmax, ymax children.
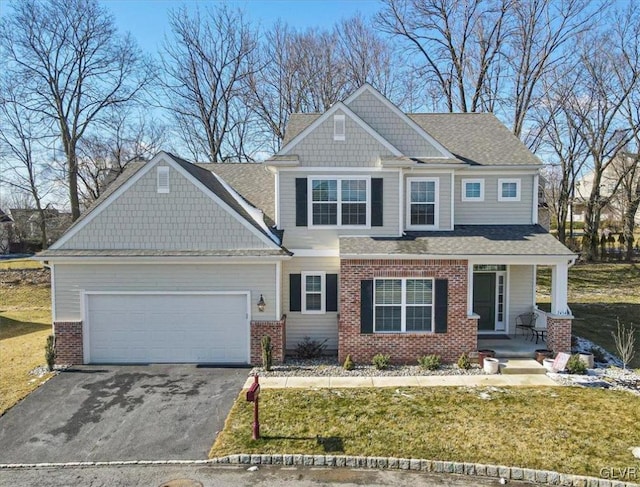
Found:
<box><xmin>246</xmin><ymin>375</ymin><xmax>261</xmax><ymax>440</ymax></box>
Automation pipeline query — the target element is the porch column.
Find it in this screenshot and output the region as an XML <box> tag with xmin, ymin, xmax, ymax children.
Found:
<box><xmin>550</xmin><ymin>262</ymin><xmax>570</xmax><ymax>316</ymax></box>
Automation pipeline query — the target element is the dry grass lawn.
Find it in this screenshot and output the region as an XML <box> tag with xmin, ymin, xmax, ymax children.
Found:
<box><xmin>211</xmin><ymin>387</ymin><xmax>640</xmax><ymax>478</ymax></box>
<box><xmin>0</xmin><ymin>258</ymin><xmax>43</xmax><ymax>270</ymax></box>
<box><xmin>0</xmin><ymin>261</ymin><xmax>53</xmax><ymax>415</ymax></box>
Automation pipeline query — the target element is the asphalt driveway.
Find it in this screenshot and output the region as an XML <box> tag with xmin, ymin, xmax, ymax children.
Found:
<box><xmin>0</xmin><ymin>365</ymin><xmax>247</xmax><ymax>463</ymax></box>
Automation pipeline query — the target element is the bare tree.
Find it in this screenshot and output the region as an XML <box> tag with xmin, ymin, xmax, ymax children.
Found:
<box><xmin>611</xmin><ymin>150</ymin><xmax>640</xmax><ymax>261</ymax></box>
<box><xmin>76</xmin><ymin>109</ymin><xmax>166</xmax><ymax>205</ymax></box>
<box><xmin>0</xmin><ymin>78</ymin><xmax>57</xmax><ymax>248</ymax></box>
<box><xmin>161</xmin><ymin>5</ymin><xmax>258</xmax><ymax>162</ymax></box>
<box><xmin>377</xmin><ymin>0</ymin><xmax>510</xmax><ymax>113</ymax></box>
<box><xmin>0</xmin><ymin>0</ymin><xmax>154</xmax><ymax>220</ymax></box>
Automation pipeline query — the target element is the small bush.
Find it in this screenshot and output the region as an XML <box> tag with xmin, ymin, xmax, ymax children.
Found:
<box><xmin>457</xmin><ymin>352</ymin><xmax>471</xmax><ymax>370</ymax></box>
<box><xmin>45</xmin><ymin>334</ymin><xmax>55</xmax><ymax>372</ymax></box>
<box><xmin>566</xmin><ymin>354</ymin><xmax>587</xmax><ymax>375</ymax></box>
<box><xmin>343</xmin><ymin>354</ymin><xmax>355</xmax><ymax>371</ymax></box>
<box><xmin>589</xmin><ymin>346</ymin><xmax>606</xmax><ymax>363</ymax></box>
<box><xmin>296</xmin><ymin>336</ymin><xmax>328</xmax><ymax>359</ymax></box>
<box><xmin>418</xmin><ymin>354</ymin><xmax>441</xmax><ymax>371</ymax></box>
<box><xmin>372</xmin><ymin>353</ymin><xmax>391</xmax><ymax>370</ymax></box>
<box><xmin>261</xmin><ymin>335</ymin><xmax>272</xmax><ymax>371</ymax></box>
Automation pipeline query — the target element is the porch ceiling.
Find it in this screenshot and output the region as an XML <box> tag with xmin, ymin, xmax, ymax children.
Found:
<box><xmin>340</xmin><ymin>225</ymin><xmax>576</xmax><ymax>261</ymax></box>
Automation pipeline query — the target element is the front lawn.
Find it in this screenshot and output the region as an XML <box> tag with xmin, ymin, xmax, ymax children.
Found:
<box><xmin>0</xmin><ymin>262</ymin><xmax>53</xmax><ymax>415</ymax></box>
<box><xmin>211</xmin><ymin>387</ymin><xmax>640</xmax><ymax>478</ymax></box>
<box><xmin>537</xmin><ymin>263</ymin><xmax>640</xmax><ymax>368</ymax></box>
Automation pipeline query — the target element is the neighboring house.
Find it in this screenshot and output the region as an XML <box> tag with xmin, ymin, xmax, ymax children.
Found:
<box><xmin>9</xmin><ymin>207</ymin><xmax>73</xmax><ymax>249</ymax></box>
<box><xmin>0</xmin><ymin>209</ymin><xmax>13</xmax><ymax>254</ymax></box>
<box><xmin>572</xmin><ymin>152</ymin><xmax>640</xmax><ymax>226</ymax></box>
<box><xmin>37</xmin><ymin>84</ymin><xmax>575</xmax><ymax>366</ymax></box>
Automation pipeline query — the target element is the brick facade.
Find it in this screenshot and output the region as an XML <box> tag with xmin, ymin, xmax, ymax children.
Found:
<box><xmin>546</xmin><ymin>316</ymin><xmax>572</xmax><ymax>353</ymax></box>
<box><xmin>251</xmin><ymin>315</ymin><xmax>287</xmax><ymax>366</ymax></box>
<box><xmin>53</xmin><ymin>321</ymin><xmax>83</xmax><ymax>365</ymax></box>
<box><xmin>339</xmin><ymin>259</ymin><xmax>477</xmax><ymax>364</ymax></box>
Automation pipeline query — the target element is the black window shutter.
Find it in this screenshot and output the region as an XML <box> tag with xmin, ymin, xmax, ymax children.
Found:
<box><xmin>326</xmin><ymin>274</ymin><xmax>338</xmax><ymax>312</ymax></box>
<box><xmin>371</xmin><ymin>178</ymin><xmax>383</xmax><ymax>227</ymax></box>
<box><xmin>360</xmin><ymin>280</ymin><xmax>374</xmax><ymax>333</ymax></box>
<box><xmin>290</xmin><ymin>274</ymin><xmax>301</xmax><ymax>312</ymax></box>
<box><xmin>434</xmin><ymin>279</ymin><xmax>448</xmax><ymax>333</ymax></box>
<box><xmin>295</xmin><ymin>178</ymin><xmax>308</xmax><ymax>226</ymax></box>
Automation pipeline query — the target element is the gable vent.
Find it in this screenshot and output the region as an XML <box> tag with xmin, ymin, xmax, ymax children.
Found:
<box><xmin>157</xmin><ymin>166</ymin><xmax>170</xmax><ymax>193</ymax></box>
<box><xmin>333</xmin><ymin>114</ymin><xmax>345</xmax><ymax>141</ymax></box>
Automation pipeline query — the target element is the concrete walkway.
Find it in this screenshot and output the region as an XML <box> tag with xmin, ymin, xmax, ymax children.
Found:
<box><xmin>243</xmin><ymin>374</ymin><xmax>559</xmax><ymax>389</ymax></box>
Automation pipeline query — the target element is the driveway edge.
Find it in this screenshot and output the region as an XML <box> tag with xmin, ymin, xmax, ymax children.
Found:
<box><xmin>0</xmin><ymin>455</ymin><xmax>637</xmax><ymax>487</ymax></box>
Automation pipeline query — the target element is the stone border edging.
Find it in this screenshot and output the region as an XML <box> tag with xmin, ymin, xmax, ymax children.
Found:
<box><xmin>0</xmin><ymin>455</ymin><xmax>637</xmax><ymax>487</ymax></box>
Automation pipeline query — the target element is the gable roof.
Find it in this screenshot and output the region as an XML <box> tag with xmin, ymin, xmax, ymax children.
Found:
<box><xmin>49</xmin><ymin>152</ymin><xmax>283</xmax><ymax>251</ymax></box>
<box><xmin>277</xmin><ymin>101</ymin><xmax>403</xmax><ymax>158</ymax></box>
<box><xmin>281</xmin><ymin>112</ymin><xmax>541</xmax><ymax>166</ymax></box>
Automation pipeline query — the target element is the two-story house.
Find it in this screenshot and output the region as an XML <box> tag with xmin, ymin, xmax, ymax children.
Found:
<box><xmin>38</xmin><ymin>84</ymin><xmax>575</xmax><ymax>366</ymax></box>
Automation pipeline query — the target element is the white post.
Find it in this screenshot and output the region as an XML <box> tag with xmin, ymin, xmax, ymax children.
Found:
<box><xmin>551</xmin><ymin>262</ymin><xmax>569</xmax><ymax>315</ymax></box>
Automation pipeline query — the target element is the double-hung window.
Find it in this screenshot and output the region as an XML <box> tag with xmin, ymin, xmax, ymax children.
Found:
<box><xmin>310</xmin><ymin>177</ymin><xmax>369</xmax><ymax>227</ymax></box>
<box><xmin>302</xmin><ymin>272</ymin><xmax>325</xmax><ymax>314</ymax></box>
<box><xmin>462</xmin><ymin>179</ymin><xmax>484</xmax><ymax>201</ymax></box>
<box><xmin>498</xmin><ymin>178</ymin><xmax>521</xmax><ymax>202</ymax></box>
<box><xmin>407</xmin><ymin>177</ymin><xmax>438</xmax><ymax>229</ymax></box>
<box><xmin>374</xmin><ymin>278</ymin><xmax>433</xmax><ymax>332</ymax></box>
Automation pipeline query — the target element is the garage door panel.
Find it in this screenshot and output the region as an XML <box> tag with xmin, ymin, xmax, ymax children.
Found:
<box><xmin>86</xmin><ymin>294</ymin><xmax>248</xmax><ymax>364</ymax></box>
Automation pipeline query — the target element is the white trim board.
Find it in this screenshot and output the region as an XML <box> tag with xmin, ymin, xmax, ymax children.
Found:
<box><xmin>278</xmin><ymin>102</ymin><xmax>403</xmax><ymax>158</ymax></box>
<box><xmin>344</xmin><ymin>84</ymin><xmax>455</xmax><ymax>160</ymax></box>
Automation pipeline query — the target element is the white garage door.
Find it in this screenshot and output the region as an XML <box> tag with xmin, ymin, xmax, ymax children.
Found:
<box><xmin>85</xmin><ymin>293</ymin><xmax>249</xmax><ymax>364</ymax></box>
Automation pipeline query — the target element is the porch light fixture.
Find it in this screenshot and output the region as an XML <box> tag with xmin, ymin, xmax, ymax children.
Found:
<box><xmin>257</xmin><ymin>294</ymin><xmax>266</xmax><ymax>312</ymax></box>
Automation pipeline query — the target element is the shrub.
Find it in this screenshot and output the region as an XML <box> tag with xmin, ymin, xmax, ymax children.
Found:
<box><xmin>261</xmin><ymin>335</ymin><xmax>272</xmax><ymax>371</ymax></box>
<box><xmin>589</xmin><ymin>346</ymin><xmax>606</xmax><ymax>363</ymax></box>
<box><xmin>343</xmin><ymin>354</ymin><xmax>355</xmax><ymax>371</ymax></box>
<box><xmin>372</xmin><ymin>353</ymin><xmax>391</xmax><ymax>370</ymax></box>
<box><xmin>457</xmin><ymin>352</ymin><xmax>471</xmax><ymax>370</ymax></box>
<box><xmin>611</xmin><ymin>319</ymin><xmax>637</xmax><ymax>370</ymax></box>
<box><xmin>566</xmin><ymin>354</ymin><xmax>587</xmax><ymax>375</ymax></box>
<box><xmin>45</xmin><ymin>334</ymin><xmax>55</xmax><ymax>372</ymax></box>
<box><xmin>296</xmin><ymin>337</ymin><xmax>328</xmax><ymax>359</ymax></box>
<box><xmin>418</xmin><ymin>354</ymin><xmax>441</xmax><ymax>371</ymax></box>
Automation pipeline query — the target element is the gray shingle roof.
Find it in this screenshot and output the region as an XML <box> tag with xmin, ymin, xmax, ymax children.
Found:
<box><xmin>340</xmin><ymin>226</ymin><xmax>575</xmax><ymax>257</ymax></box>
<box><xmin>37</xmin><ymin>248</ymin><xmax>290</xmax><ymax>258</ymax></box>
<box><xmin>198</xmin><ymin>162</ymin><xmax>276</xmax><ymax>226</ymax></box>
<box><xmin>282</xmin><ymin>112</ymin><xmax>541</xmax><ymax>166</ymax></box>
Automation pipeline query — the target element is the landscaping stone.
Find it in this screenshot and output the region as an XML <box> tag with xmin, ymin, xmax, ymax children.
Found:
<box><xmin>487</xmin><ymin>465</ymin><xmax>499</xmax><ymax>477</ymax></box>
<box><xmin>536</xmin><ymin>470</ymin><xmax>548</xmax><ymax>483</ymax></box>
<box><xmin>409</xmin><ymin>459</ymin><xmax>421</xmax><ymax>470</ymax></box>
<box><xmin>293</xmin><ymin>454</ymin><xmax>303</xmax><ymax>465</ymax></box>
<box><xmin>454</xmin><ymin>462</ymin><xmax>464</xmax><ymax>474</ymax></box>
<box><xmin>271</xmin><ymin>455</ymin><xmax>282</xmax><ymax>465</ymax></box>
<box><xmin>260</xmin><ymin>455</ymin><xmax>271</xmax><ymax>465</ymax></box>
<box><xmin>313</xmin><ymin>455</ymin><xmax>325</xmax><ymax>466</ymax></box>
<box><xmin>239</xmin><ymin>454</ymin><xmax>250</xmax><ymax>464</ymax></box>
<box><xmin>377</xmin><ymin>457</ymin><xmax>388</xmax><ymax>468</ymax></box>
<box><xmin>388</xmin><ymin>457</ymin><xmax>399</xmax><ymax>469</ymax></box>
<box><xmin>283</xmin><ymin>454</ymin><xmax>293</xmax><ymax>465</ymax></box>
<box><xmin>250</xmin><ymin>455</ymin><xmax>261</xmax><ymax>464</ymax></box>
<box><xmin>324</xmin><ymin>455</ymin><xmax>335</xmax><ymax>466</ymax></box>
<box><xmin>399</xmin><ymin>458</ymin><xmax>410</xmax><ymax>470</ymax></box>
<box><xmin>475</xmin><ymin>464</ymin><xmax>487</xmax><ymax>476</ymax></box>
<box><xmin>345</xmin><ymin>456</ymin><xmax>356</xmax><ymax>467</ymax></box>
<box><xmin>335</xmin><ymin>455</ymin><xmax>346</xmax><ymax>467</ymax></box>
<box><xmin>302</xmin><ymin>455</ymin><xmax>313</xmax><ymax>466</ymax></box>
<box><xmin>523</xmin><ymin>468</ymin><xmax>537</xmax><ymax>482</ymax></box>
<box><xmin>420</xmin><ymin>460</ymin><xmax>432</xmax><ymax>471</ymax></box>
<box><xmin>463</xmin><ymin>463</ymin><xmax>475</xmax><ymax>475</ymax></box>
<box><xmin>511</xmin><ymin>467</ymin><xmax>524</xmax><ymax>480</ymax></box>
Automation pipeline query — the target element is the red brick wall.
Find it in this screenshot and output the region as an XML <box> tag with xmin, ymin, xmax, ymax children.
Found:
<box><xmin>546</xmin><ymin>317</ymin><xmax>572</xmax><ymax>353</ymax></box>
<box><xmin>53</xmin><ymin>321</ymin><xmax>83</xmax><ymax>365</ymax></box>
<box><xmin>339</xmin><ymin>259</ymin><xmax>477</xmax><ymax>364</ymax></box>
<box><xmin>251</xmin><ymin>315</ymin><xmax>286</xmax><ymax>366</ymax></box>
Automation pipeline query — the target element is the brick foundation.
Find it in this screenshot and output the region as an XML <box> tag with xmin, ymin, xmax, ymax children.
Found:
<box><xmin>53</xmin><ymin>321</ymin><xmax>83</xmax><ymax>365</ymax></box>
<box><xmin>251</xmin><ymin>315</ymin><xmax>286</xmax><ymax>366</ymax></box>
<box><xmin>546</xmin><ymin>317</ymin><xmax>572</xmax><ymax>353</ymax></box>
<box><xmin>339</xmin><ymin>259</ymin><xmax>477</xmax><ymax>364</ymax></box>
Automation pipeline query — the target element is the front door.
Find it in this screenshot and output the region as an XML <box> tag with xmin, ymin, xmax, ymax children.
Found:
<box><xmin>473</xmin><ymin>273</ymin><xmax>496</xmax><ymax>331</ymax></box>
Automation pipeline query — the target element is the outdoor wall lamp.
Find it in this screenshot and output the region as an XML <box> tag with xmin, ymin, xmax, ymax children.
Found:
<box><xmin>257</xmin><ymin>294</ymin><xmax>266</xmax><ymax>312</ymax></box>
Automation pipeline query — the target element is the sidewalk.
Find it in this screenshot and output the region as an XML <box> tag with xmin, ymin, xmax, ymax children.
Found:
<box><xmin>243</xmin><ymin>374</ymin><xmax>559</xmax><ymax>389</ymax></box>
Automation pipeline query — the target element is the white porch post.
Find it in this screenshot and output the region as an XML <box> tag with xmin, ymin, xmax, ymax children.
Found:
<box><xmin>551</xmin><ymin>261</ymin><xmax>570</xmax><ymax>315</ymax></box>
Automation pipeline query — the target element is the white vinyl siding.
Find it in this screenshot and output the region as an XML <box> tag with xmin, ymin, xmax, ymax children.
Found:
<box><xmin>454</xmin><ymin>174</ymin><xmax>535</xmax><ymax>224</ymax></box>
<box><xmin>53</xmin><ymin>263</ymin><xmax>278</xmax><ymax>321</ymax></box>
<box><xmin>283</xmin><ymin>257</ymin><xmax>340</xmax><ymax>350</ymax></box>
<box><xmin>508</xmin><ymin>265</ymin><xmax>535</xmax><ymax>335</ymax></box>
<box><xmin>279</xmin><ymin>170</ymin><xmax>399</xmax><ymax>249</ymax></box>
<box><xmin>58</xmin><ymin>163</ymin><xmax>272</xmax><ymax>251</ymax></box>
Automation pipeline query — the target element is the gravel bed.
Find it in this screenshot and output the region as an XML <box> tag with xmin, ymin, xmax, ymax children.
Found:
<box><xmin>548</xmin><ymin>367</ymin><xmax>640</xmax><ymax>396</ymax></box>
<box><xmin>250</xmin><ymin>357</ymin><xmax>486</xmax><ymax>377</ymax></box>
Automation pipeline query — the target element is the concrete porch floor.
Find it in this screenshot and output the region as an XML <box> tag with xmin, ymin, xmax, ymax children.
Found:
<box><xmin>477</xmin><ymin>334</ymin><xmax>549</xmax><ymax>358</ymax></box>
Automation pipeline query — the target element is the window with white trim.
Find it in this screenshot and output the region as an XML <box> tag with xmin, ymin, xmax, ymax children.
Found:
<box><xmin>309</xmin><ymin>177</ymin><xmax>369</xmax><ymax>227</ymax></box>
<box><xmin>157</xmin><ymin>166</ymin><xmax>170</xmax><ymax>193</ymax></box>
<box><xmin>374</xmin><ymin>278</ymin><xmax>433</xmax><ymax>332</ymax></box>
<box><xmin>462</xmin><ymin>179</ymin><xmax>484</xmax><ymax>201</ymax></box>
<box><xmin>407</xmin><ymin>177</ymin><xmax>439</xmax><ymax>229</ymax></box>
<box><xmin>498</xmin><ymin>178</ymin><xmax>521</xmax><ymax>201</ymax></box>
<box><xmin>333</xmin><ymin>114</ymin><xmax>345</xmax><ymax>141</ymax></box>
<box><xmin>302</xmin><ymin>272</ymin><xmax>325</xmax><ymax>314</ymax></box>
